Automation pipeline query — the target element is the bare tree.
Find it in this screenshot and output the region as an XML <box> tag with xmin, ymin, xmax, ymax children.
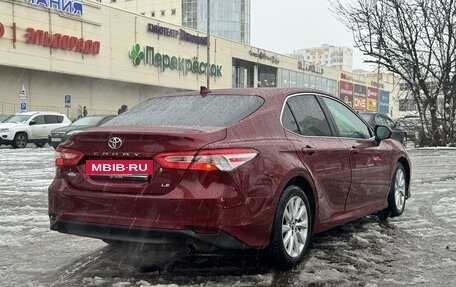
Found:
<box><xmin>331</xmin><ymin>0</ymin><xmax>456</xmax><ymax>146</ymax></box>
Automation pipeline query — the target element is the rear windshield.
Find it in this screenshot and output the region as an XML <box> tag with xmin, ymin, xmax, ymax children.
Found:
<box><xmin>104</xmin><ymin>95</ymin><xmax>264</xmax><ymax>127</ymax></box>
<box><xmin>72</xmin><ymin>116</ymin><xmax>108</xmax><ymax>126</ymax></box>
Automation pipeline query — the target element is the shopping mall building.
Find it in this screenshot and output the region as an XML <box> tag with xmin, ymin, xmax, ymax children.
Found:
<box><xmin>0</xmin><ymin>0</ymin><xmax>394</xmax><ymax>119</ymax></box>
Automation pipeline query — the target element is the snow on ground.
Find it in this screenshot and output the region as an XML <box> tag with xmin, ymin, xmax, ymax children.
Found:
<box><xmin>0</xmin><ymin>145</ymin><xmax>456</xmax><ymax>286</ymax></box>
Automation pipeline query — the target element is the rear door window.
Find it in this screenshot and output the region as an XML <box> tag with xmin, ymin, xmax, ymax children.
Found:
<box><xmin>104</xmin><ymin>95</ymin><xmax>264</xmax><ymax>127</ymax></box>
<box><xmin>283</xmin><ymin>95</ymin><xmax>332</xmax><ymax>136</ymax></box>
<box><xmin>44</xmin><ymin>115</ymin><xmax>61</xmax><ymax>124</ymax></box>
<box><xmin>282</xmin><ymin>104</ymin><xmax>300</xmax><ymax>134</ymax></box>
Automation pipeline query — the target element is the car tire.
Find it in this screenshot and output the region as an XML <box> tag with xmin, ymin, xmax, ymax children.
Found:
<box><xmin>269</xmin><ymin>185</ymin><xmax>311</xmax><ymax>270</ymax></box>
<box><xmin>12</xmin><ymin>132</ymin><xmax>28</xmax><ymax>149</ymax></box>
<box><xmin>389</xmin><ymin>163</ymin><xmax>407</xmax><ymax>217</ymax></box>
<box><xmin>379</xmin><ymin>163</ymin><xmax>407</xmax><ymax>220</ymax></box>
<box><xmin>34</xmin><ymin>142</ymin><xmax>46</xmax><ymax>148</ymax></box>
<box><xmin>102</xmin><ymin>239</ymin><xmax>126</xmax><ymax>246</ymax></box>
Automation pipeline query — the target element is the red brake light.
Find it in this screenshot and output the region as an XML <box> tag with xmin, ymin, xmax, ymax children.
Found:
<box><xmin>154</xmin><ymin>149</ymin><xmax>258</xmax><ymax>171</ymax></box>
<box><xmin>55</xmin><ymin>147</ymin><xmax>84</xmax><ymax>166</ymax></box>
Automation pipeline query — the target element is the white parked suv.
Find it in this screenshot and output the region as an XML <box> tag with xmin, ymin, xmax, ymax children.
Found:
<box><xmin>0</xmin><ymin>111</ymin><xmax>71</xmax><ymax>148</ymax></box>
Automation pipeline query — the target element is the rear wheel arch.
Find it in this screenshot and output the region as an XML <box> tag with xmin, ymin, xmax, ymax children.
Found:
<box><xmin>268</xmin><ymin>178</ymin><xmax>315</xmax><ymax>269</ymax></box>
<box><xmin>283</xmin><ymin>176</ymin><xmax>317</xmax><ymax>231</ymax></box>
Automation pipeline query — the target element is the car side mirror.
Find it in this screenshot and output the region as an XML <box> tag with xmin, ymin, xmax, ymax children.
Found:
<box><xmin>29</xmin><ymin>120</ymin><xmax>36</xmax><ymax>126</ymax></box>
<box><xmin>374</xmin><ymin>125</ymin><xmax>392</xmax><ymax>145</ymax></box>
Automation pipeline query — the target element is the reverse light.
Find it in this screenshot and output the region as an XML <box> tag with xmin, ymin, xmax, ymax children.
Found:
<box><xmin>55</xmin><ymin>147</ymin><xmax>84</xmax><ymax>166</ymax></box>
<box><xmin>155</xmin><ymin>148</ymin><xmax>258</xmax><ymax>172</ymax></box>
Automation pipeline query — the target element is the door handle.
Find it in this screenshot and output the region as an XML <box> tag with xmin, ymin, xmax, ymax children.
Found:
<box><xmin>303</xmin><ymin>145</ymin><xmax>317</xmax><ymax>156</ymax></box>
<box><xmin>350</xmin><ymin>146</ymin><xmax>359</xmax><ymax>155</ymax></box>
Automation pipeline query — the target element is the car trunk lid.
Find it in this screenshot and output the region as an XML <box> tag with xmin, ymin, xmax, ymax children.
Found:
<box><xmin>59</xmin><ymin>125</ymin><xmax>227</xmax><ymax>195</ymax></box>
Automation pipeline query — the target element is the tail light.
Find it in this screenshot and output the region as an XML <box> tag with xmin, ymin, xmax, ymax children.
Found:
<box><xmin>155</xmin><ymin>148</ymin><xmax>258</xmax><ymax>172</ymax></box>
<box><xmin>55</xmin><ymin>147</ymin><xmax>84</xmax><ymax>166</ymax></box>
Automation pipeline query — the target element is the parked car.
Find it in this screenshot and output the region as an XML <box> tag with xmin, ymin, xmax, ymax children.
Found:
<box><xmin>0</xmin><ymin>114</ymin><xmax>10</xmax><ymax>123</ymax></box>
<box><xmin>359</xmin><ymin>111</ymin><xmax>407</xmax><ymax>145</ymax></box>
<box><xmin>0</xmin><ymin>111</ymin><xmax>71</xmax><ymax>148</ymax></box>
<box><xmin>48</xmin><ymin>88</ymin><xmax>411</xmax><ymax>269</ymax></box>
<box><xmin>48</xmin><ymin>115</ymin><xmax>116</xmax><ymax>148</ymax></box>
<box><xmin>395</xmin><ymin>116</ymin><xmax>423</xmax><ymax>145</ymax></box>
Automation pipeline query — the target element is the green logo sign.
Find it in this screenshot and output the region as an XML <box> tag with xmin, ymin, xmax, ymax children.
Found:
<box><xmin>129</xmin><ymin>43</ymin><xmax>222</xmax><ymax>77</ymax></box>
<box><xmin>129</xmin><ymin>43</ymin><xmax>145</xmax><ymax>66</ymax></box>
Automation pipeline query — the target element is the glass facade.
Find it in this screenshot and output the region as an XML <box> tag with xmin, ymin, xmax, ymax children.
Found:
<box><xmin>231</xmin><ymin>61</ymin><xmax>335</xmax><ymax>93</ymax></box>
<box><xmin>278</xmin><ymin>69</ymin><xmax>337</xmax><ymax>96</ymax></box>
<box><xmin>182</xmin><ymin>0</ymin><xmax>250</xmax><ymax>44</ymax></box>
<box><xmin>232</xmin><ymin>59</ymin><xmax>277</xmax><ymax>88</ymax></box>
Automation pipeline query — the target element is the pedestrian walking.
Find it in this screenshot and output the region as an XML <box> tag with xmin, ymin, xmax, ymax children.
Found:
<box><xmin>117</xmin><ymin>104</ymin><xmax>128</xmax><ymax>115</ymax></box>
<box><xmin>77</xmin><ymin>105</ymin><xmax>82</xmax><ymax>119</ymax></box>
<box><xmin>83</xmin><ymin>106</ymin><xmax>88</xmax><ymax>117</ymax></box>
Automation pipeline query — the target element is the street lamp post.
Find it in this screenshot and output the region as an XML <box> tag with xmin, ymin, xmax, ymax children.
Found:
<box><xmin>206</xmin><ymin>0</ymin><xmax>210</xmax><ymax>88</ymax></box>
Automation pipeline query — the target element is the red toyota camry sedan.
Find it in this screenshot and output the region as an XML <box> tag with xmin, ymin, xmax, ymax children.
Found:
<box><xmin>48</xmin><ymin>88</ymin><xmax>411</xmax><ymax>269</ymax></box>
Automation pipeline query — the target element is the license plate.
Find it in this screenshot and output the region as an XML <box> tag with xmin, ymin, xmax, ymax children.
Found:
<box><xmin>85</xmin><ymin>160</ymin><xmax>153</xmax><ymax>175</ymax></box>
<box><xmin>51</xmin><ymin>137</ymin><xmax>62</xmax><ymax>142</ymax></box>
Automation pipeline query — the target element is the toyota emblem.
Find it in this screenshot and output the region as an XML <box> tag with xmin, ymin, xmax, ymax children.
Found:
<box><xmin>108</xmin><ymin>137</ymin><xmax>123</xmax><ymax>149</ymax></box>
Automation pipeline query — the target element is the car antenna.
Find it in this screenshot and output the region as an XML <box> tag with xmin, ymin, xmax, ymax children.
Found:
<box><xmin>200</xmin><ymin>86</ymin><xmax>212</xmax><ymax>96</ymax></box>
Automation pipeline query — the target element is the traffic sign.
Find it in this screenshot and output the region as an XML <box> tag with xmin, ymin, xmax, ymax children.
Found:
<box><xmin>64</xmin><ymin>95</ymin><xmax>71</xmax><ymax>107</ymax></box>
<box><xmin>20</xmin><ymin>102</ymin><xmax>27</xmax><ymax>111</ymax></box>
<box><xmin>19</xmin><ymin>85</ymin><xmax>27</xmax><ymax>100</ymax></box>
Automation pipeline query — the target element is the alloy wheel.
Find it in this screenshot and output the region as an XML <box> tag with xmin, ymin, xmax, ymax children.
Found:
<box><xmin>282</xmin><ymin>195</ymin><xmax>309</xmax><ymax>258</ymax></box>
<box><xmin>15</xmin><ymin>134</ymin><xmax>27</xmax><ymax>148</ymax></box>
<box><xmin>394</xmin><ymin>168</ymin><xmax>406</xmax><ymax>211</ymax></box>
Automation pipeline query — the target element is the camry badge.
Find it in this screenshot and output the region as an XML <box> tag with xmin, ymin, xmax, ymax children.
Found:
<box><xmin>108</xmin><ymin>137</ymin><xmax>123</xmax><ymax>149</ymax></box>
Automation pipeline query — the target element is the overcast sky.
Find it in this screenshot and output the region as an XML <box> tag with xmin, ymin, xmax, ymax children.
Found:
<box><xmin>250</xmin><ymin>0</ymin><xmax>373</xmax><ymax>71</ymax></box>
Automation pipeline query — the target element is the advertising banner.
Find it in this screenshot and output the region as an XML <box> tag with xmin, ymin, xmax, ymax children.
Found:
<box><xmin>368</xmin><ymin>86</ymin><xmax>378</xmax><ymax>99</ymax></box>
<box><xmin>353</xmin><ymin>96</ymin><xmax>367</xmax><ymax>110</ymax></box>
<box><xmin>378</xmin><ymin>90</ymin><xmax>390</xmax><ymax>114</ymax></box>
<box><xmin>367</xmin><ymin>98</ymin><xmax>377</xmax><ymax>112</ymax></box>
<box><xmin>354</xmin><ymin>84</ymin><xmax>367</xmax><ymax>97</ymax></box>
<box><xmin>339</xmin><ymin>80</ymin><xmax>353</xmax><ymax>107</ymax></box>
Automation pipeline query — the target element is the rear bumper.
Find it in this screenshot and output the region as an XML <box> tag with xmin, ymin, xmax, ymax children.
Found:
<box><xmin>51</xmin><ymin>220</ymin><xmax>247</xmax><ymax>249</ymax></box>
<box><xmin>48</xmin><ymin>135</ymin><xmax>65</xmax><ymax>148</ymax></box>
<box><xmin>48</xmin><ymin>177</ymin><xmax>276</xmax><ymax>249</ymax></box>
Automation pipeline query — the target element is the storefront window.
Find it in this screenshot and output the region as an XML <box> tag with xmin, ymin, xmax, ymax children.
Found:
<box><xmin>258</xmin><ymin>66</ymin><xmax>277</xmax><ymax>87</ymax></box>
<box><xmin>309</xmin><ymin>75</ymin><xmax>316</xmax><ymax>89</ymax></box>
<box><xmin>321</xmin><ymin>78</ymin><xmax>328</xmax><ymax>92</ymax></box>
<box><xmin>233</xmin><ymin>58</ymin><xmax>276</xmax><ymax>88</ymax></box>
<box><xmin>315</xmin><ymin>77</ymin><xmax>322</xmax><ymax>90</ymax></box>
<box><xmin>265</xmin><ymin>68</ymin><xmax>334</xmax><ymax>91</ymax></box>
<box><xmin>289</xmin><ymin>71</ymin><xmax>297</xmax><ymax>87</ymax></box>
<box><xmin>327</xmin><ymin>79</ymin><xmax>337</xmax><ymax>96</ymax></box>
<box><xmin>297</xmin><ymin>73</ymin><xmax>303</xmax><ymax>87</ymax></box>
<box><xmin>303</xmin><ymin>74</ymin><xmax>310</xmax><ymax>88</ymax></box>
<box><xmin>282</xmin><ymin>70</ymin><xmax>290</xmax><ymax>87</ymax></box>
